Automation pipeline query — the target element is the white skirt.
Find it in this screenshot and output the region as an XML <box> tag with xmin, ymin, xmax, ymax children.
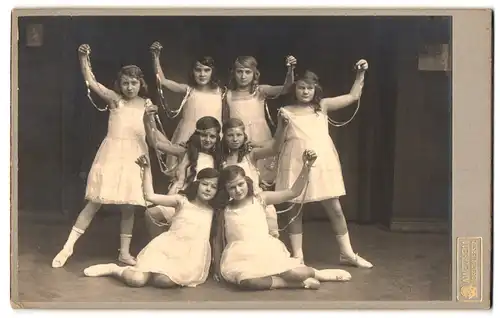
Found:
<box><xmin>221</xmin><ymin>236</ymin><xmax>303</xmax><ymax>284</ymax></box>
<box><xmin>135</xmin><ymin>231</ymin><xmax>211</xmax><ymax>287</ymax></box>
<box><xmin>85</xmin><ymin>136</ymin><xmax>148</xmax><ymax>206</ymax></box>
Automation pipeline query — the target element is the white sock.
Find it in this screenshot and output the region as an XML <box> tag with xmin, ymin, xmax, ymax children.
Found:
<box><xmin>84</xmin><ymin>263</ymin><xmax>127</xmax><ymax>277</ymax></box>
<box><xmin>52</xmin><ymin>227</ymin><xmax>84</xmax><ymax>268</ymax></box>
<box><xmin>63</xmin><ymin>226</ymin><xmax>84</xmax><ymax>251</ymax></box>
<box><xmin>270</xmin><ymin>276</ymin><xmax>287</xmax><ymax>289</ymax></box>
<box><xmin>336</xmin><ymin>233</ymin><xmax>356</xmax><ymax>257</ymax></box>
<box><xmin>120</xmin><ymin>234</ymin><xmax>133</xmax><ymax>256</ymax></box>
<box><xmin>302</xmin><ymin>277</ymin><xmax>320</xmax><ymax>289</ymax></box>
<box><xmin>289</xmin><ymin>233</ymin><xmax>304</xmax><ymax>259</ymax></box>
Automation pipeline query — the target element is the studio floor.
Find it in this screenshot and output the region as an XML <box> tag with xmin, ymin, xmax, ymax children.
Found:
<box><xmin>13</xmin><ymin>212</ymin><xmax>452</xmax><ymax>306</ymax></box>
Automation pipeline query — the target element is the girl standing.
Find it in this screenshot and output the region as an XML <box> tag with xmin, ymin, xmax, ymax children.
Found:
<box><xmin>52</xmin><ymin>44</ymin><xmax>155</xmax><ymax>268</ymax></box>
<box><xmin>212</xmin><ymin>152</ymin><xmax>352</xmax><ymax>290</ymax></box>
<box><xmin>144</xmin><ymin>116</ymin><xmax>222</xmax><ymax>238</ymax></box>
<box><xmin>83</xmin><ymin>156</ymin><xmax>219</xmax><ymax>289</ymax></box>
<box><xmin>150</xmin><ymin>41</ymin><xmax>223</xmax><ymax>169</ymax></box>
<box><xmin>274</xmin><ymin>60</ymin><xmax>373</xmax><ymax>268</ymax></box>
<box><xmin>224</xmin><ymin>55</ymin><xmax>296</xmax><ymax>184</ymax></box>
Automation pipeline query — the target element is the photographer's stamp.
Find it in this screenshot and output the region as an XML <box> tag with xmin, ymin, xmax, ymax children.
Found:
<box><xmin>457</xmin><ymin>237</ymin><xmax>483</xmax><ymax>302</ymax></box>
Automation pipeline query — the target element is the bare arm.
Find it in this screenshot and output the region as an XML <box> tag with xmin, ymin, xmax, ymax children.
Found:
<box><xmin>152</xmin><ymin>130</ymin><xmax>187</xmax><ymax>157</ymax></box>
<box><xmin>250</xmin><ymin>111</ymin><xmax>288</xmax><ymax>161</ymax></box>
<box><xmin>250</xmin><ymin>142</ymin><xmax>275</xmax><ymax>162</ymax></box>
<box><xmin>153</xmin><ymin>56</ymin><xmax>189</xmax><ymax>94</ymax></box>
<box><xmin>259</xmin><ymin>55</ymin><xmax>296</xmax><ymax>98</ymax></box>
<box><xmin>143</xmin><ymin>104</ymin><xmax>187</xmax><ymax>157</ymax></box>
<box><xmin>150</xmin><ymin>42</ymin><xmax>189</xmax><ymax>94</ymax></box>
<box><xmin>139</xmin><ymin>159</ymin><xmax>184</xmax><ymax>207</ymax></box>
<box><xmin>169</xmin><ymin>152</ymin><xmax>189</xmax><ymax>192</ymax></box>
<box><xmin>320</xmin><ymin>60</ymin><xmax>368</xmax><ymax>112</ymax></box>
<box><xmin>259</xmin><ymin>69</ymin><xmax>294</xmax><ymax>98</ymax></box>
<box><xmin>78</xmin><ymin>46</ymin><xmax>120</xmax><ymax>105</ymax></box>
<box><xmin>259</xmin><ymin>150</ymin><xmax>316</xmax><ymax>206</ymax></box>
<box><xmin>264</xmin><ymin>206</ymin><xmax>279</xmax><ymax>237</ymax></box>
<box><xmin>143</xmin><ymin>111</ymin><xmax>157</xmax><ymax>146</ymax></box>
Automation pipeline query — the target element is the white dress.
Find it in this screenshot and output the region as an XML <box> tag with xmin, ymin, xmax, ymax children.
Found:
<box><xmin>186</xmin><ymin>152</ymin><xmax>215</xmax><ymax>183</ymax></box>
<box><xmin>85</xmin><ymin>99</ymin><xmax>149</xmax><ymax>206</ymax></box>
<box><xmin>171</xmin><ymin>88</ymin><xmax>223</xmax><ymax>144</ymax></box>
<box><xmin>222</xmin><ymin>155</ymin><xmax>278</xmax><ymax>233</ymax></box>
<box><xmin>275</xmin><ymin>107</ymin><xmax>346</xmax><ymax>203</ymax></box>
<box><xmin>151</xmin><ymin>152</ymin><xmax>215</xmax><ymax>226</ymax></box>
<box><xmin>173</xmin><ymin>152</ymin><xmax>215</xmax><ymax>193</ymax></box>
<box><xmin>135</xmin><ymin>197</ymin><xmax>213</xmax><ymax>287</ymax></box>
<box><xmin>220</xmin><ymin>195</ymin><xmax>302</xmax><ymax>284</ymax></box>
<box><xmin>166</xmin><ymin>88</ymin><xmax>223</xmax><ymax>168</ymax></box>
<box><xmin>226</xmin><ymin>89</ymin><xmax>276</xmax><ymax>183</ymax></box>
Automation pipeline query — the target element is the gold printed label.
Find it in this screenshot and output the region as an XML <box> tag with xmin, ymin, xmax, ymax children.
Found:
<box><xmin>457</xmin><ymin>237</ymin><xmax>482</xmax><ymax>302</ymax></box>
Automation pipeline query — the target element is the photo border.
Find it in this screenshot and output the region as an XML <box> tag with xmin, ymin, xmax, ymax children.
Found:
<box><xmin>10</xmin><ymin>7</ymin><xmax>493</xmax><ymax>310</ymax></box>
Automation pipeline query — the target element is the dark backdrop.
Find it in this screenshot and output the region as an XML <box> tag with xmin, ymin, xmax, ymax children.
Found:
<box><xmin>16</xmin><ymin>15</ymin><xmax>452</xmax><ymax>231</ymax></box>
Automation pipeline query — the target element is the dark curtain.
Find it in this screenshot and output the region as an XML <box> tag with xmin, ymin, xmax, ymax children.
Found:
<box><xmin>16</xmin><ymin>16</ymin><xmax>451</xmax><ymax>225</ymax></box>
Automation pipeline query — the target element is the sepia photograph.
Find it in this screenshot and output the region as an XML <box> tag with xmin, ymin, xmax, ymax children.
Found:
<box><xmin>9</xmin><ymin>7</ymin><xmax>492</xmax><ymax>310</ymax></box>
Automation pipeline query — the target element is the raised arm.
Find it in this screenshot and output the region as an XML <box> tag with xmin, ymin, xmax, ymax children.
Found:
<box><xmin>320</xmin><ymin>59</ymin><xmax>368</xmax><ymax>113</ymax></box>
<box><xmin>78</xmin><ymin>44</ymin><xmax>120</xmax><ymax>105</ymax></box>
<box><xmin>250</xmin><ymin>110</ymin><xmax>289</xmax><ymax>161</ymax></box>
<box><xmin>258</xmin><ymin>55</ymin><xmax>297</xmax><ymax>98</ymax></box>
<box><xmin>143</xmin><ymin>102</ymin><xmax>187</xmax><ymax>157</ymax></box>
<box><xmin>168</xmin><ymin>152</ymin><xmax>190</xmax><ymax>193</ymax></box>
<box><xmin>150</xmin><ymin>41</ymin><xmax>189</xmax><ymax>94</ymax></box>
<box><xmin>135</xmin><ymin>155</ymin><xmax>184</xmax><ymax>207</ymax></box>
<box><xmin>259</xmin><ymin>150</ymin><xmax>317</xmax><ymax>206</ymax></box>
<box><xmin>143</xmin><ymin>109</ymin><xmax>157</xmax><ymax>146</ymax></box>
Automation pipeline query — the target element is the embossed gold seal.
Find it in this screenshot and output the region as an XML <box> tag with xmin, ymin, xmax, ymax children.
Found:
<box><xmin>457</xmin><ymin>237</ymin><xmax>482</xmax><ymax>302</ymax></box>
<box><xmin>460</xmin><ymin>285</ymin><xmax>478</xmax><ymax>300</ymax></box>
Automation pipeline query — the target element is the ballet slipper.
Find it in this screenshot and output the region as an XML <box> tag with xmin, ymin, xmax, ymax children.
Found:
<box><xmin>51</xmin><ymin>248</ymin><xmax>73</xmax><ymax>268</ymax></box>
<box><xmin>118</xmin><ymin>254</ymin><xmax>137</xmax><ymax>266</ymax></box>
<box><xmin>302</xmin><ymin>277</ymin><xmax>321</xmax><ymax>289</ymax></box>
<box><xmin>84</xmin><ymin>263</ymin><xmax>121</xmax><ymax>277</ymax></box>
<box><xmin>314</xmin><ymin>269</ymin><xmax>352</xmax><ymax>282</ymax></box>
<box><xmin>339</xmin><ymin>253</ymin><xmax>373</xmax><ymax>269</ymax></box>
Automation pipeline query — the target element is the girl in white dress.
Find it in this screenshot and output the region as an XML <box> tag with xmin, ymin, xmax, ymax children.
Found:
<box><xmin>224</xmin><ymin>55</ymin><xmax>296</xmax><ymax>184</ymax></box>
<box><xmin>220</xmin><ymin>117</ymin><xmax>286</xmax><ymax>237</ymax></box>
<box><xmin>144</xmin><ymin>116</ymin><xmax>222</xmax><ymax>238</ymax></box>
<box><xmin>83</xmin><ymin>156</ymin><xmax>219</xmax><ymax>289</ymax></box>
<box><xmin>52</xmin><ymin>44</ymin><xmax>156</xmax><ymax>268</ymax></box>
<box><xmin>212</xmin><ymin>151</ymin><xmax>352</xmax><ymax>290</ymax></box>
<box><xmin>150</xmin><ymin>41</ymin><xmax>223</xmax><ymax>170</ymax></box>
<box><xmin>274</xmin><ymin>60</ymin><xmax>373</xmax><ymax>268</ymax></box>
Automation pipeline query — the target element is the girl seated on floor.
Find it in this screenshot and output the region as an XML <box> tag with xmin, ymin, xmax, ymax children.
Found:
<box><xmin>220</xmin><ymin>117</ymin><xmax>286</xmax><ymax>238</ymax></box>
<box><xmin>212</xmin><ymin>150</ymin><xmax>352</xmax><ymax>290</ymax></box>
<box><xmin>82</xmin><ymin>156</ymin><xmax>219</xmax><ymax>289</ymax></box>
<box><xmin>143</xmin><ymin>115</ymin><xmax>222</xmax><ymax>238</ymax></box>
